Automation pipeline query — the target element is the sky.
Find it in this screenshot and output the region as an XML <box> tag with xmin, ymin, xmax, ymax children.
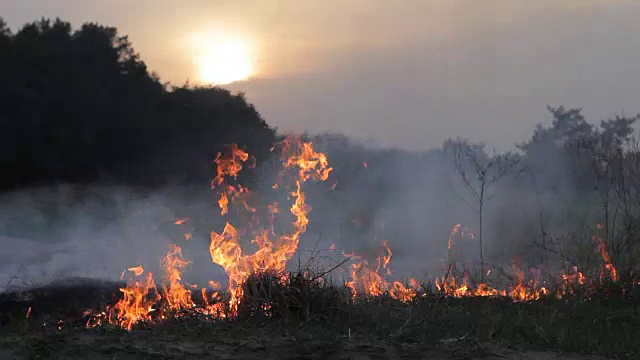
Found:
<box><xmin>1</xmin><ymin>0</ymin><xmax>639</xmax><ymax>151</ymax></box>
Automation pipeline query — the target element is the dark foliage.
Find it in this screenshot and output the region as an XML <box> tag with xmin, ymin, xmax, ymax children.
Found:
<box><xmin>0</xmin><ymin>18</ymin><xmax>276</xmax><ymax>190</ymax></box>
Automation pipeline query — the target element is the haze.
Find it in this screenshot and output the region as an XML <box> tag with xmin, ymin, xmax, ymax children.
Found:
<box><xmin>2</xmin><ymin>0</ymin><xmax>639</xmax><ymax>150</ymax></box>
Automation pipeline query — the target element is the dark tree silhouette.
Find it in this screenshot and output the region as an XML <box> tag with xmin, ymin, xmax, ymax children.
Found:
<box><xmin>0</xmin><ymin>18</ymin><xmax>276</xmax><ymax>190</ymax></box>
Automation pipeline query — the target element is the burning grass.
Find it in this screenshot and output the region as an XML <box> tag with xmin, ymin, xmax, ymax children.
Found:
<box><xmin>1</xmin><ymin>138</ymin><xmax>638</xmax><ymax>359</ymax></box>
<box><xmin>1</xmin><ymin>272</ymin><xmax>639</xmax><ymax>359</ymax></box>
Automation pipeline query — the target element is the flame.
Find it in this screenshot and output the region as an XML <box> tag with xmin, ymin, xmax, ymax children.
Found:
<box><xmin>435</xmin><ymin>269</ymin><xmax>548</xmax><ymax>301</ymax></box>
<box><xmin>508</xmin><ymin>261</ymin><xmax>547</xmax><ymax>301</ymax></box>
<box><xmin>284</xmin><ymin>140</ymin><xmax>333</xmax><ymax>182</ymax></box>
<box><xmin>345</xmin><ymin>241</ymin><xmax>419</xmax><ymax>303</ymax></box>
<box><xmin>437</xmin><ymin>239</ymin><xmax>549</xmax><ymax>300</ymax></box>
<box><xmin>88</xmin><ymin>141</ymin><xmax>624</xmax><ymax>331</ymax></box>
<box><xmin>213</xmin><ymin>144</ymin><xmax>249</xmax><ymax>185</ymax></box>
<box><xmin>160</xmin><ymin>245</ymin><xmax>194</xmax><ymax>312</ymax></box>
<box><xmin>208</xmin><ymin>139</ymin><xmax>332</xmax><ymax>315</ymax></box>
<box><xmin>128</xmin><ymin>265</ymin><xmax>145</xmax><ymax>277</ymax></box>
<box><xmin>557</xmin><ymin>266</ymin><xmax>586</xmax><ymax>298</ymax></box>
<box><xmin>113</xmin><ymin>266</ymin><xmax>160</xmax><ymax>330</ymax></box>
<box><xmin>447</xmin><ymin>223</ymin><xmax>475</xmax><ymax>250</ymax></box>
<box><xmin>447</xmin><ymin>224</ymin><xmax>462</xmax><ymax>250</ymax></box>
<box><xmin>212</xmin><ymin>144</ymin><xmax>254</xmax><ymax>215</ymax></box>
<box><xmin>592</xmin><ymin>227</ymin><xmax>618</xmax><ymax>282</ymax></box>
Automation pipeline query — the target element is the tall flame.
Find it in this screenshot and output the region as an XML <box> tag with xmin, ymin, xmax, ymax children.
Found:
<box><xmin>593</xmin><ymin>224</ymin><xmax>618</xmax><ymax>282</ymax></box>
<box><xmin>161</xmin><ymin>245</ymin><xmax>194</xmax><ymax>313</ymax></box>
<box><xmin>87</xmin><ymin>143</ymin><xmax>624</xmax><ymax>331</ymax></box>
<box><xmin>209</xmin><ymin>139</ymin><xmax>332</xmax><ymax>315</ymax></box>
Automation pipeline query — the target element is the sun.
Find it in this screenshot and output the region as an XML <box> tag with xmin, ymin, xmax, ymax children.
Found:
<box><xmin>191</xmin><ymin>33</ymin><xmax>254</xmax><ymax>85</ymax></box>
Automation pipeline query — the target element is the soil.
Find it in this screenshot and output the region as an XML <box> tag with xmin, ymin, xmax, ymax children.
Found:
<box><xmin>0</xmin><ymin>330</ymin><xmax>609</xmax><ymax>360</ymax></box>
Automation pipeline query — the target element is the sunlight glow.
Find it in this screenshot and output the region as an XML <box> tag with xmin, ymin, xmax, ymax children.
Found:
<box><xmin>191</xmin><ymin>32</ymin><xmax>254</xmax><ymax>85</ymax></box>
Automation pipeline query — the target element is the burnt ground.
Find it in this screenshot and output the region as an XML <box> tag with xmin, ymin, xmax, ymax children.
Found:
<box><xmin>0</xmin><ymin>329</ymin><xmax>610</xmax><ymax>360</ymax></box>
<box><xmin>0</xmin><ymin>278</ymin><xmax>637</xmax><ymax>360</ymax></box>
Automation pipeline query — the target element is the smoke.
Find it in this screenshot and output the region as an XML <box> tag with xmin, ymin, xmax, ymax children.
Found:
<box><xmin>0</xmin><ymin>130</ymin><xmax>604</xmax><ymax>293</ymax></box>
<box><xmin>0</xmin><ymin>184</ymin><xmax>229</xmax><ymax>292</ymax></box>
<box><xmin>292</xmin><ymin>138</ymin><xmax>474</xmax><ymax>279</ymax></box>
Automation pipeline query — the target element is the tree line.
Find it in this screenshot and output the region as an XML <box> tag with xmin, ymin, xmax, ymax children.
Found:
<box><xmin>0</xmin><ymin>18</ymin><xmax>275</xmax><ymax>190</ymax></box>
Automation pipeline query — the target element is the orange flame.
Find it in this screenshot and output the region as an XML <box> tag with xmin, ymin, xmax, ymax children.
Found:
<box><xmin>208</xmin><ymin>139</ymin><xmax>332</xmax><ymax>315</ymax></box>
<box><xmin>113</xmin><ymin>266</ymin><xmax>160</xmax><ymax>330</ymax></box>
<box><xmin>160</xmin><ymin>245</ymin><xmax>194</xmax><ymax>313</ymax></box>
<box><xmin>345</xmin><ymin>241</ymin><xmax>419</xmax><ymax>303</ymax></box>
<box><xmin>128</xmin><ymin>265</ymin><xmax>144</xmax><ymax>277</ymax></box>
<box><xmin>592</xmin><ymin>227</ymin><xmax>618</xmax><ymax>282</ymax></box>
<box><xmin>88</xmin><ymin>141</ymin><xmax>624</xmax><ymax>331</ymax></box>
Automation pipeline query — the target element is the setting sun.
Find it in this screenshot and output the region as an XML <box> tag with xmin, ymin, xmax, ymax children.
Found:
<box><xmin>191</xmin><ymin>33</ymin><xmax>254</xmax><ymax>85</ymax></box>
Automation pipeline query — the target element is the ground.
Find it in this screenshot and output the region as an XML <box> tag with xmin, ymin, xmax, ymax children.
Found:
<box><xmin>0</xmin><ymin>277</ymin><xmax>636</xmax><ymax>360</ymax></box>
<box><xmin>0</xmin><ymin>329</ymin><xmax>609</xmax><ymax>360</ymax></box>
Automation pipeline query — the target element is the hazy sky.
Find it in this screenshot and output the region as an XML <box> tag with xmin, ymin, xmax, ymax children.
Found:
<box><xmin>2</xmin><ymin>0</ymin><xmax>639</xmax><ymax>150</ymax></box>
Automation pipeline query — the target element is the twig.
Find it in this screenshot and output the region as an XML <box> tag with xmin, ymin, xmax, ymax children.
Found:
<box><xmin>313</xmin><ymin>257</ymin><xmax>352</xmax><ymax>281</ymax></box>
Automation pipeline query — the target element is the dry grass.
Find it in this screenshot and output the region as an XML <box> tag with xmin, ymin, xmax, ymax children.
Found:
<box><xmin>0</xmin><ymin>273</ymin><xmax>638</xmax><ymax>359</ymax></box>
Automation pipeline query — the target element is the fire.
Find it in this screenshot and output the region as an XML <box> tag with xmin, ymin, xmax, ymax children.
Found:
<box><xmin>209</xmin><ymin>138</ymin><xmax>332</xmax><ymax>315</ymax></box>
<box><xmin>85</xmin><ymin>140</ymin><xmax>624</xmax><ymax>332</ymax></box>
<box><xmin>213</xmin><ymin>144</ymin><xmax>248</xmax><ymax>185</ymax></box>
<box><xmin>447</xmin><ymin>223</ymin><xmax>475</xmax><ymax>250</ymax></box>
<box><xmin>212</xmin><ymin>144</ymin><xmax>254</xmax><ymax>215</ymax></box>
<box><xmin>161</xmin><ymin>245</ymin><xmax>194</xmax><ymax>312</ymax></box>
<box><xmin>592</xmin><ymin>227</ymin><xmax>618</xmax><ymax>282</ymax></box>
<box><xmin>128</xmin><ymin>265</ymin><xmax>145</xmax><ymax>277</ymax></box>
<box><xmin>282</xmin><ymin>138</ymin><xmax>332</xmax><ymax>182</ymax></box>
<box><xmin>113</xmin><ymin>266</ymin><xmax>160</xmax><ymax>330</ymax></box>
<box><xmin>507</xmin><ymin>261</ymin><xmax>547</xmax><ymax>301</ymax></box>
<box><xmin>434</xmin><ymin>270</ymin><xmax>548</xmax><ymax>301</ymax></box>
<box><xmin>558</xmin><ymin>266</ymin><xmax>586</xmax><ymax>298</ymax></box>
<box><xmin>436</xmin><ymin>226</ymin><xmax>550</xmax><ymax>300</ymax></box>
<box><xmin>344</xmin><ymin>241</ymin><xmax>419</xmax><ymax>303</ymax></box>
